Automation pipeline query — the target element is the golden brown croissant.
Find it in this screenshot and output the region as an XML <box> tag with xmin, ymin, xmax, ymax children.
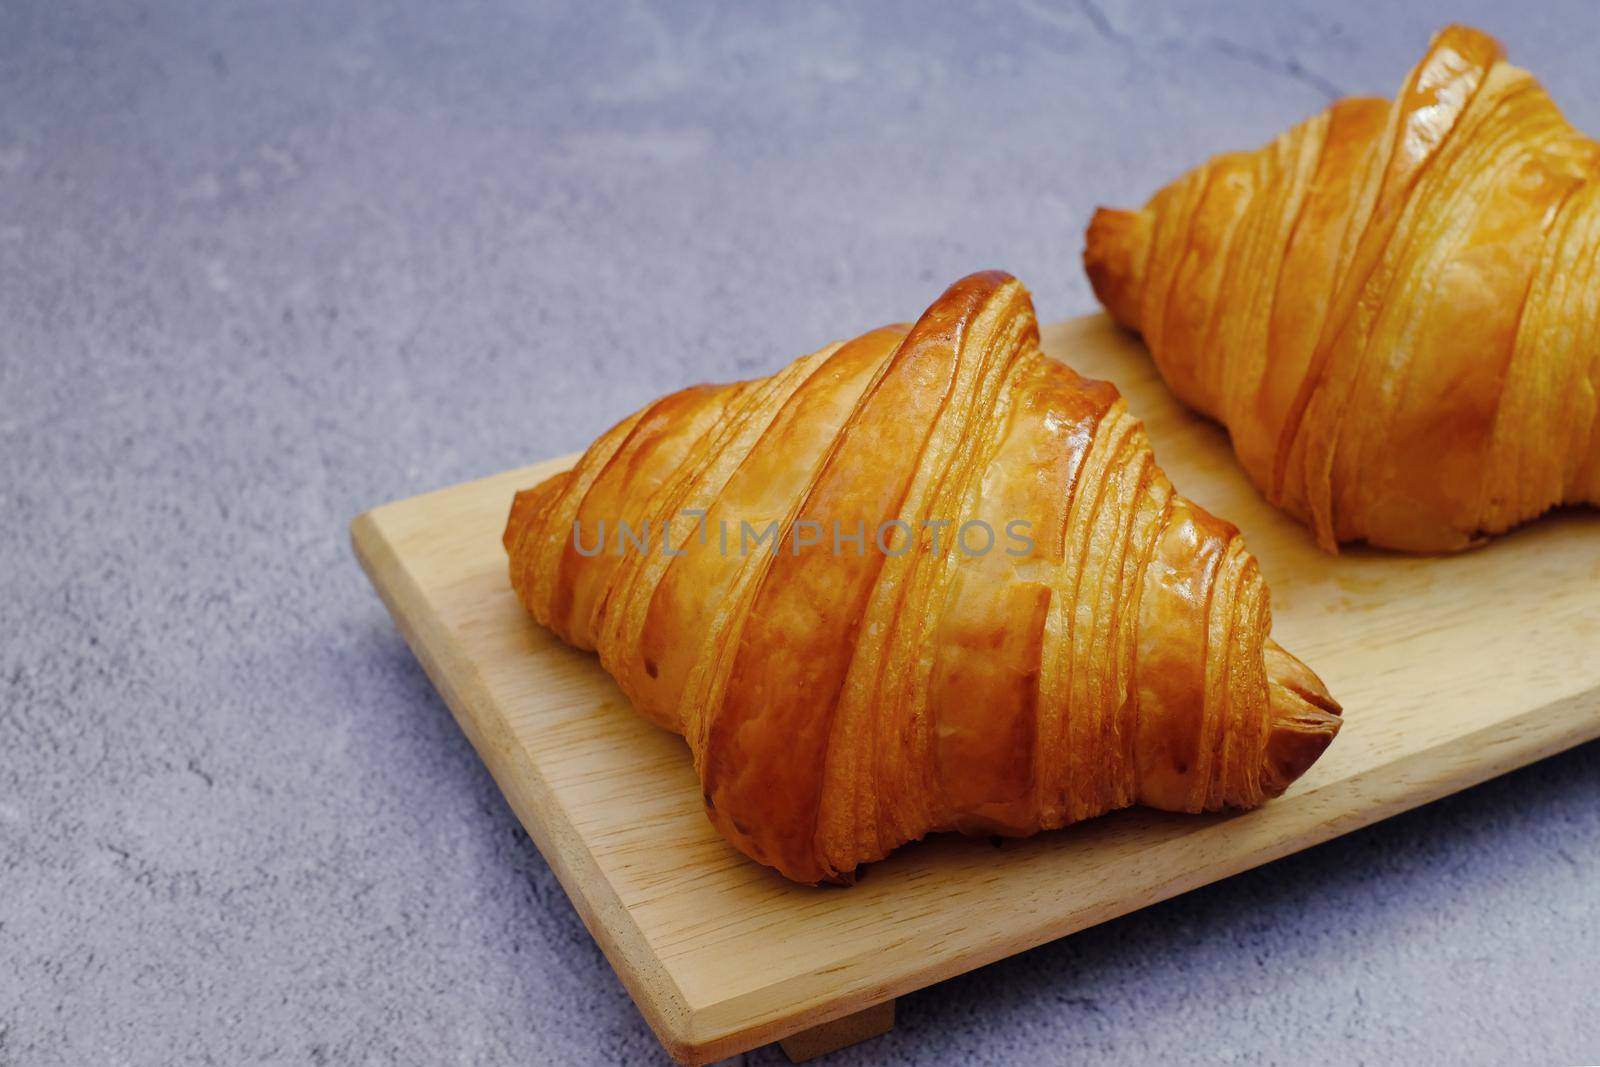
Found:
<box><xmin>1086</xmin><ymin>25</ymin><xmax>1600</xmax><ymax>552</ymax></box>
<box><xmin>504</xmin><ymin>271</ymin><xmax>1340</xmax><ymax>883</ymax></box>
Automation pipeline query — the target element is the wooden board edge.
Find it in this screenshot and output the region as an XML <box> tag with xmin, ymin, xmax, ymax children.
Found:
<box><xmin>349</xmin><ymin>508</ymin><xmax>714</xmax><ymax>1064</ymax></box>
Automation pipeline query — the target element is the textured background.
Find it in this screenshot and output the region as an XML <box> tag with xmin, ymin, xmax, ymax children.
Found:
<box><xmin>3</xmin><ymin>1</ymin><xmax>1598</xmax><ymax>1063</ymax></box>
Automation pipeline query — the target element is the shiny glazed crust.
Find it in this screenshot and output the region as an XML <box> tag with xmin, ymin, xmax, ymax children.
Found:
<box><xmin>1086</xmin><ymin>25</ymin><xmax>1600</xmax><ymax>552</ymax></box>
<box><xmin>505</xmin><ymin>271</ymin><xmax>1340</xmax><ymax>884</ymax></box>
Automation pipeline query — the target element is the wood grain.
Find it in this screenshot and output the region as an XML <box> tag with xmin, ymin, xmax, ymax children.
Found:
<box><xmin>351</xmin><ymin>313</ymin><xmax>1600</xmax><ymax>1065</ymax></box>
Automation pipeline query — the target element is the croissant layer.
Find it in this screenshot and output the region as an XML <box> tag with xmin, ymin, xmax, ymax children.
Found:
<box><xmin>1086</xmin><ymin>25</ymin><xmax>1600</xmax><ymax>552</ymax></box>
<box><xmin>506</xmin><ymin>272</ymin><xmax>1339</xmax><ymax>883</ymax></box>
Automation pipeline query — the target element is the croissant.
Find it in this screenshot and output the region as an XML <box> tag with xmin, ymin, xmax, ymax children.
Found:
<box><xmin>504</xmin><ymin>271</ymin><xmax>1340</xmax><ymax>884</ymax></box>
<box><xmin>1085</xmin><ymin>25</ymin><xmax>1600</xmax><ymax>552</ymax></box>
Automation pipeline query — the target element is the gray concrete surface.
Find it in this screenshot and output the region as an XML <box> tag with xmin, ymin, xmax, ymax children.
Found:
<box><xmin>3</xmin><ymin>1</ymin><xmax>1598</xmax><ymax>1063</ymax></box>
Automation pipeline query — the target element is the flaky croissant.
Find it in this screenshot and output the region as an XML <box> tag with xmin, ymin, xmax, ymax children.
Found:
<box><xmin>1086</xmin><ymin>25</ymin><xmax>1600</xmax><ymax>552</ymax></box>
<box><xmin>504</xmin><ymin>271</ymin><xmax>1339</xmax><ymax>884</ymax></box>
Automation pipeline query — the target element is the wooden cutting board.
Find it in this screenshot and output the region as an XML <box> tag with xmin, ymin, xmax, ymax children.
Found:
<box><xmin>351</xmin><ymin>313</ymin><xmax>1600</xmax><ymax>1065</ymax></box>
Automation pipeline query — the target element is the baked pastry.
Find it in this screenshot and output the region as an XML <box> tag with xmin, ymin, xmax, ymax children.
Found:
<box><xmin>1086</xmin><ymin>25</ymin><xmax>1600</xmax><ymax>552</ymax></box>
<box><xmin>504</xmin><ymin>271</ymin><xmax>1340</xmax><ymax>883</ymax></box>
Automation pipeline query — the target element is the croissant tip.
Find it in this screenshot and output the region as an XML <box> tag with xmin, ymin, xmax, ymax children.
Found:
<box><xmin>1262</xmin><ymin>640</ymin><xmax>1342</xmax><ymax>795</ymax></box>
<box><xmin>505</xmin><ymin>470</ymin><xmax>573</xmax><ymax>548</ymax></box>
<box><xmin>1083</xmin><ymin>207</ymin><xmax>1149</xmax><ymax>332</ymax></box>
